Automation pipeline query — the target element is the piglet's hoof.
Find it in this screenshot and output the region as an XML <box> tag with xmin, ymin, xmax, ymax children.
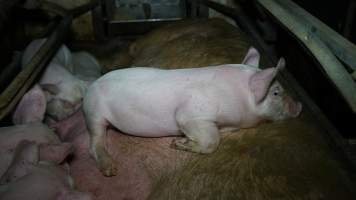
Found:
<box><xmin>171</xmin><ymin>137</ymin><xmax>190</xmax><ymax>151</ymax></box>
<box><xmin>97</xmin><ymin>156</ymin><xmax>117</xmax><ymax>177</ymax></box>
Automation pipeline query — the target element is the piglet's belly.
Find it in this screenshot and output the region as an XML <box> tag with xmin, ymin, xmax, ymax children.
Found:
<box><xmin>109</xmin><ymin>112</ymin><xmax>182</xmax><ymax>137</ymax></box>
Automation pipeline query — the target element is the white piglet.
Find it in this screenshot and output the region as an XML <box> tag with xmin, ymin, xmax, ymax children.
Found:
<box><xmin>83</xmin><ymin>47</ymin><xmax>302</xmax><ymax>176</ymax></box>
<box><xmin>14</xmin><ymin>38</ymin><xmax>101</xmax><ymax>122</ymax></box>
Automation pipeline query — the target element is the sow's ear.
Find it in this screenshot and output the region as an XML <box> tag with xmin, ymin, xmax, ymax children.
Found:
<box><xmin>249</xmin><ymin>58</ymin><xmax>285</xmax><ymax>103</ymax></box>
<box><xmin>242</xmin><ymin>47</ymin><xmax>260</xmax><ymax>67</ymax></box>
<box><xmin>12</xmin><ymin>85</ymin><xmax>47</xmax><ymax>125</ymax></box>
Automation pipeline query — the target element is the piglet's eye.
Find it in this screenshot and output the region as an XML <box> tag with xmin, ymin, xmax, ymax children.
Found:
<box><xmin>273</xmin><ymin>88</ymin><xmax>280</xmax><ymax>96</ymax></box>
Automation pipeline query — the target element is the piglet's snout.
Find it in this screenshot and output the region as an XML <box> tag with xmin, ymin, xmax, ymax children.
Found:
<box><xmin>284</xmin><ymin>96</ymin><xmax>302</xmax><ymax>118</ymax></box>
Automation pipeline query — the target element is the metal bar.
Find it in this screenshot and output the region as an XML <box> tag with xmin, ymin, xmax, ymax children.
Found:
<box><xmin>92</xmin><ymin>0</ymin><xmax>107</xmax><ymax>41</ymax></box>
<box><xmin>0</xmin><ymin>0</ymin><xmax>24</xmax><ymax>32</ymax></box>
<box><xmin>342</xmin><ymin>0</ymin><xmax>356</xmax><ymax>39</ymax></box>
<box><xmin>39</xmin><ymin>1</ymin><xmax>70</xmax><ymax>16</ymax></box>
<box><xmin>257</xmin><ymin>0</ymin><xmax>356</xmax><ymax>113</ymax></box>
<box><xmin>0</xmin><ymin>17</ymin><xmax>71</xmax><ymax>120</ymax></box>
<box><xmin>39</xmin><ymin>0</ymin><xmax>99</xmax><ymax>17</ymax></box>
<box><xmin>201</xmin><ymin>0</ymin><xmax>276</xmax><ymax>58</ymax></box>
<box><xmin>103</xmin><ymin>0</ymin><xmax>115</xmax><ymax>19</ymax></box>
<box><xmin>0</xmin><ymin>0</ymin><xmax>98</xmax><ymax>120</ymax></box>
<box><xmin>263</xmin><ymin>0</ymin><xmax>356</xmax><ymax>72</ymax></box>
<box><xmin>188</xmin><ymin>0</ymin><xmax>198</xmax><ymax>18</ymax></box>
<box><xmin>70</xmin><ymin>0</ymin><xmax>99</xmax><ymax>18</ymax></box>
<box><xmin>0</xmin><ymin>53</ymin><xmax>22</xmax><ymax>92</ymax></box>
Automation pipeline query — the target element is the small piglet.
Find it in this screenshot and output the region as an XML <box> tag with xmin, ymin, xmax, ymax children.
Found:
<box><xmin>17</xmin><ymin>38</ymin><xmax>101</xmax><ymax>121</ymax></box>
<box><xmin>83</xmin><ymin>47</ymin><xmax>302</xmax><ymax>176</ymax></box>
<box><xmin>0</xmin><ymin>140</ymin><xmax>92</xmax><ymax>200</ymax></box>
<box><xmin>0</xmin><ymin>123</ymin><xmax>60</xmax><ymax>176</ymax></box>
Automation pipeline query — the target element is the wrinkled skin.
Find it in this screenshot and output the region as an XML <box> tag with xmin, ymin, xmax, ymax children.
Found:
<box><xmin>0</xmin><ymin>140</ymin><xmax>92</xmax><ymax>200</ymax></box>
<box><xmin>19</xmin><ymin>38</ymin><xmax>101</xmax><ymax>121</ymax></box>
<box><xmin>83</xmin><ymin>48</ymin><xmax>302</xmax><ymax>176</ymax></box>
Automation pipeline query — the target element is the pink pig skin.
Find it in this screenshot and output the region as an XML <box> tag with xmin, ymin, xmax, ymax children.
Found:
<box><xmin>17</xmin><ymin>38</ymin><xmax>102</xmax><ymax>122</ymax></box>
<box><xmin>12</xmin><ymin>85</ymin><xmax>46</xmax><ymax>125</ymax></box>
<box><xmin>83</xmin><ymin>47</ymin><xmax>302</xmax><ymax>176</ymax></box>
<box><xmin>0</xmin><ymin>140</ymin><xmax>92</xmax><ymax>200</ymax></box>
<box><xmin>20</xmin><ymin>38</ymin><xmax>88</xmax><ymax>121</ymax></box>
<box><xmin>0</xmin><ymin>123</ymin><xmax>61</xmax><ymax>176</ymax></box>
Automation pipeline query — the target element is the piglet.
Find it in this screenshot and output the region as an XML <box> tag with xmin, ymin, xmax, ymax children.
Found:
<box><xmin>0</xmin><ymin>123</ymin><xmax>61</xmax><ymax>176</ymax></box>
<box><xmin>36</xmin><ymin>63</ymin><xmax>87</xmax><ymax>120</ymax></box>
<box><xmin>20</xmin><ymin>43</ymin><xmax>87</xmax><ymax>121</ymax></box>
<box><xmin>17</xmin><ymin>39</ymin><xmax>101</xmax><ymax>121</ymax></box>
<box><xmin>0</xmin><ymin>140</ymin><xmax>73</xmax><ymax>184</ymax></box>
<box><xmin>0</xmin><ymin>140</ymin><xmax>92</xmax><ymax>200</ymax></box>
<box><xmin>83</xmin><ymin>47</ymin><xmax>302</xmax><ymax>176</ymax></box>
<box><xmin>13</xmin><ymin>63</ymin><xmax>86</xmax><ymax>121</ymax></box>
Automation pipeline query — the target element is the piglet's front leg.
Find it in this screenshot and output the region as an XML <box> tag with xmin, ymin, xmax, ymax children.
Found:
<box><xmin>172</xmin><ymin>120</ymin><xmax>220</xmax><ymax>154</ymax></box>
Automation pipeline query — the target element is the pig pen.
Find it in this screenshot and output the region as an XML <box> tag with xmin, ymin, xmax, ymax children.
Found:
<box><xmin>1</xmin><ymin>2</ymin><xmax>356</xmax><ymax>200</ymax></box>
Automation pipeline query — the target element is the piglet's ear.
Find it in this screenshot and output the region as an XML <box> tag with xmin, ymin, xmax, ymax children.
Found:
<box><xmin>249</xmin><ymin>58</ymin><xmax>285</xmax><ymax>103</ymax></box>
<box><xmin>53</xmin><ymin>45</ymin><xmax>74</xmax><ymax>73</ymax></box>
<box><xmin>13</xmin><ymin>85</ymin><xmax>47</xmax><ymax>125</ymax></box>
<box><xmin>276</xmin><ymin>57</ymin><xmax>285</xmax><ymax>71</ymax></box>
<box><xmin>242</xmin><ymin>47</ymin><xmax>260</xmax><ymax>67</ymax></box>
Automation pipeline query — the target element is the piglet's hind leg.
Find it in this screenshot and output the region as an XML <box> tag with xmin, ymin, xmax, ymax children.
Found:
<box><xmin>87</xmin><ymin>120</ymin><xmax>117</xmax><ymax>177</ymax></box>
